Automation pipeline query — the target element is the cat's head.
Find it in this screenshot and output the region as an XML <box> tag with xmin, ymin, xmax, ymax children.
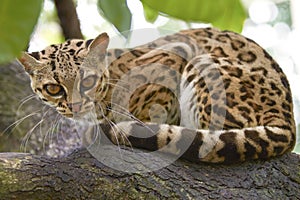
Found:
<box><xmin>18</xmin><ymin>33</ymin><xmax>110</xmax><ymax>120</ymax></box>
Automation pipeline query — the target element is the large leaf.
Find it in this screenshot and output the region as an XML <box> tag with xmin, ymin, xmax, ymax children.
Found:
<box><xmin>97</xmin><ymin>0</ymin><xmax>132</xmax><ymax>37</ymax></box>
<box><xmin>142</xmin><ymin>2</ymin><xmax>158</xmax><ymax>23</ymax></box>
<box><xmin>140</xmin><ymin>0</ymin><xmax>246</xmax><ymax>32</ymax></box>
<box><xmin>0</xmin><ymin>0</ymin><xmax>43</xmax><ymax>64</ymax></box>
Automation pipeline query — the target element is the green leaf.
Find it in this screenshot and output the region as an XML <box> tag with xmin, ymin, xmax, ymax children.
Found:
<box><xmin>0</xmin><ymin>0</ymin><xmax>43</xmax><ymax>64</ymax></box>
<box><xmin>142</xmin><ymin>2</ymin><xmax>158</xmax><ymax>23</ymax></box>
<box><xmin>97</xmin><ymin>0</ymin><xmax>132</xmax><ymax>37</ymax></box>
<box><xmin>140</xmin><ymin>0</ymin><xmax>246</xmax><ymax>32</ymax></box>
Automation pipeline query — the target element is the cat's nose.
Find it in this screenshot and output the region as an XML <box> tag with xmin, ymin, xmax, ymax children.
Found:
<box><xmin>67</xmin><ymin>102</ymin><xmax>82</xmax><ymax>113</ymax></box>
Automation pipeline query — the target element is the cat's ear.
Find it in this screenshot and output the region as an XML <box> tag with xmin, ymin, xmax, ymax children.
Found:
<box><xmin>88</xmin><ymin>33</ymin><xmax>109</xmax><ymax>54</ymax></box>
<box><xmin>83</xmin><ymin>33</ymin><xmax>109</xmax><ymax>71</ymax></box>
<box><xmin>18</xmin><ymin>52</ymin><xmax>43</xmax><ymax>75</ymax></box>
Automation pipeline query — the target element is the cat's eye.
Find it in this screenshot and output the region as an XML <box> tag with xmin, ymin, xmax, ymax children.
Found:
<box><xmin>45</xmin><ymin>84</ymin><xmax>63</xmax><ymax>96</ymax></box>
<box><xmin>81</xmin><ymin>75</ymin><xmax>97</xmax><ymax>90</ymax></box>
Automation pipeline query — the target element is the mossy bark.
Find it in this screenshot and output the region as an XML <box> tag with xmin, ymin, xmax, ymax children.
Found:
<box><xmin>0</xmin><ymin>149</ymin><xmax>299</xmax><ymax>199</ymax></box>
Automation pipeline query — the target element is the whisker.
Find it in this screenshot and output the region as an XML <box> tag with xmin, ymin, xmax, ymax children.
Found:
<box><xmin>16</xmin><ymin>94</ymin><xmax>36</xmax><ymax>114</ymax></box>
<box><xmin>104</xmin><ymin>82</ymin><xmax>130</xmax><ymax>92</ymax></box>
<box><xmin>21</xmin><ymin>106</ymin><xmax>52</xmax><ymax>153</ymax></box>
<box><xmin>106</xmin><ymin>78</ymin><xmax>133</xmax><ymax>84</ymax></box>
<box><xmin>86</xmin><ymin>113</ymin><xmax>102</xmax><ymax>146</ymax></box>
<box><xmin>44</xmin><ymin>111</ymin><xmax>61</xmax><ymax>152</ymax></box>
<box><xmin>97</xmin><ymin>104</ymin><xmax>133</xmax><ymax>155</ymax></box>
<box><xmin>102</xmin><ymin>100</ymin><xmax>156</xmax><ymax>136</ymax></box>
<box><xmin>1</xmin><ymin>111</ymin><xmax>41</xmax><ymax>137</ymax></box>
<box><xmin>99</xmin><ymin>103</ymin><xmax>132</xmax><ymax>148</ymax></box>
<box><xmin>20</xmin><ymin>117</ymin><xmax>45</xmax><ymax>152</ymax></box>
<box><xmin>52</xmin><ymin>121</ymin><xmax>62</xmax><ymax>152</ymax></box>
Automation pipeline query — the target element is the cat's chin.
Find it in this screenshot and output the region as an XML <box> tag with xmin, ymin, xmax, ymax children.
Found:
<box><xmin>62</xmin><ymin>113</ymin><xmax>74</xmax><ymax>118</ymax></box>
<box><xmin>60</xmin><ymin>110</ymin><xmax>94</xmax><ymax>119</ymax></box>
<box><xmin>67</xmin><ymin>111</ymin><xmax>100</xmax><ymax>125</ymax></box>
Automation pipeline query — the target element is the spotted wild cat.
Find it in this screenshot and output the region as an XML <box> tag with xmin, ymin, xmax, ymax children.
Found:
<box><xmin>18</xmin><ymin>28</ymin><xmax>296</xmax><ymax>163</ymax></box>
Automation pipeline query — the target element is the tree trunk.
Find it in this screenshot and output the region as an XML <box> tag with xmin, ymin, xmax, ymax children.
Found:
<box><xmin>0</xmin><ymin>148</ymin><xmax>299</xmax><ymax>200</ymax></box>
<box><xmin>53</xmin><ymin>0</ymin><xmax>83</xmax><ymax>39</ymax></box>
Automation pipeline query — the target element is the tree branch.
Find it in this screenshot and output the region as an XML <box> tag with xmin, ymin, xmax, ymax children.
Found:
<box><xmin>0</xmin><ymin>148</ymin><xmax>299</xmax><ymax>199</ymax></box>
<box><xmin>54</xmin><ymin>0</ymin><xmax>83</xmax><ymax>39</ymax></box>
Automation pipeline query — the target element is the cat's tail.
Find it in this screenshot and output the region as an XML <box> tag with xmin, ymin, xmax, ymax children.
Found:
<box><xmin>100</xmin><ymin>121</ymin><xmax>295</xmax><ymax>164</ymax></box>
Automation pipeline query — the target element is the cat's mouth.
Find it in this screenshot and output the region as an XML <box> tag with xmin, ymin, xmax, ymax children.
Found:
<box><xmin>60</xmin><ymin>110</ymin><xmax>93</xmax><ymax>118</ymax></box>
<box><xmin>61</xmin><ymin>111</ymin><xmax>100</xmax><ymax>125</ymax></box>
<box><xmin>59</xmin><ymin>106</ymin><xmax>96</xmax><ymax>120</ymax></box>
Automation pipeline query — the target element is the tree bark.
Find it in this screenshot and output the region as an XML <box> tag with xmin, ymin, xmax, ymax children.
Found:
<box><xmin>0</xmin><ymin>148</ymin><xmax>299</xmax><ymax>200</ymax></box>
<box><xmin>53</xmin><ymin>0</ymin><xmax>83</xmax><ymax>39</ymax></box>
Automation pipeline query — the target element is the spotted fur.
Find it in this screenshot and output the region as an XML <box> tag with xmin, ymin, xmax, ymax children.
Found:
<box><xmin>18</xmin><ymin>28</ymin><xmax>296</xmax><ymax>163</ymax></box>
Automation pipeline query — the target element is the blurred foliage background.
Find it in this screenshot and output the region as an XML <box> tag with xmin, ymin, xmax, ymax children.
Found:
<box><xmin>0</xmin><ymin>0</ymin><xmax>299</xmax><ymax>153</ymax></box>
